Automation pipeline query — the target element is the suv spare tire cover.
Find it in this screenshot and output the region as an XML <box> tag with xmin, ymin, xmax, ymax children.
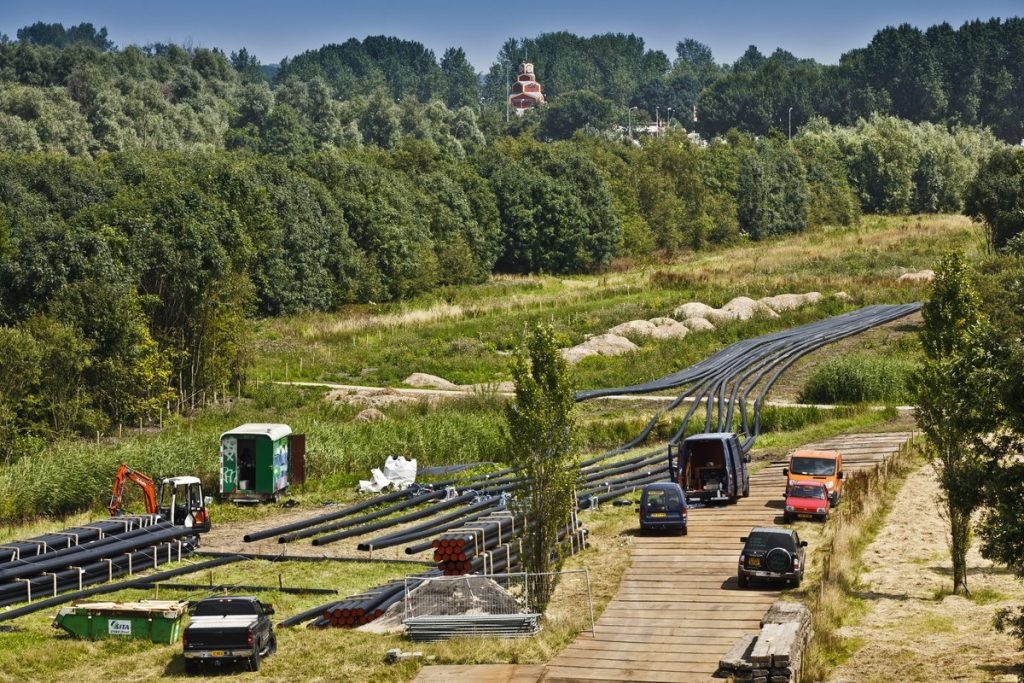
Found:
<box><xmin>765</xmin><ymin>547</ymin><xmax>792</xmax><ymax>573</ymax></box>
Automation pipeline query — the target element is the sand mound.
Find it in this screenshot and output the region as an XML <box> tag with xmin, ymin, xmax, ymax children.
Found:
<box><xmin>561</xmin><ymin>333</ymin><xmax>639</xmax><ymax>364</ymax></box>
<box><xmin>353</xmin><ymin>408</ymin><xmax>386</xmax><ymax>422</ymax></box>
<box><xmin>760</xmin><ymin>292</ymin><xmax>822</xmax><ymax>312</ymax></box>
<box><xmin>897</xmin><ymin>270</ymin><xmax>934</xmax><ymax>283</ymax></box>
<box><xmin>648</xmin><ymin>319</ymin><xmax>689</xmax><ymax>340</ymax></box>
<box><xmin>559</xmin><ymin>347</ymin><xmax>598</xmax><ymax>363</ymax></box>
<box><xmin>608</xmin><ymin>318</ymin><xmax>688</xmax><ymax>340</ymax></box>
<box><xmin>707</xmin><ymin>296</ymin><xmax>779</xmax><ymax>323</ymax></box>
<box><xmin>608</xmin><ymin>320</ymin><xmax>657</xmax><ymax>337</ymax></box>
<box><xmin>673</xmin><ymin>301</ymin><xmax>717</xmax><ymax>320</ymax></box>
<box><xmin>403</xmin><ymin>373</ymin><xmax>459</xmax><ymax>389</ymax></box>
<box><xmin>682</xmin><ymin>317</ymin><xmax>716</xmax><ymax>332</ymax></box>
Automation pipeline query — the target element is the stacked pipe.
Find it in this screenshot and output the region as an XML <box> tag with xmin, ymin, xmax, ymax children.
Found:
<box><xmin>312</xmin><ymin>580</ymin><xmax>407</xmax><ymax>628</ymax></box>
<box><xmin>0</xmin><ymin>516</ymin><xmax>161</xmax><ymax>565</ymax></box>
<box><xmin>0</xmin><ymin>523</ymin><xmax>200</xmax><ymax>608</ymax></box>
<box><xmin>242</xmin><ymin>467</ymin><xmax>520</xmax><ymax>546</ymax></box>
<box><xmin>432</xmin><ymin>512</ymin><xmax>519</xmax><ymax>575</ymax></box>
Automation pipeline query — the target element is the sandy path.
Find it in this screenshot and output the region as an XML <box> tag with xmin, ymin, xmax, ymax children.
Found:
<box><xmin>827</xmin><ymin>464</ymin><xmax>1023</xmax><ymax>682</ymax></box>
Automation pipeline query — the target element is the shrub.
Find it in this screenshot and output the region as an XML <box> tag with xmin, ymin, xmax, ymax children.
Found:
<box><xmin>799</xmin><ymin>355</ymin><xmax>918</xmax><ymax>404</ymax></box>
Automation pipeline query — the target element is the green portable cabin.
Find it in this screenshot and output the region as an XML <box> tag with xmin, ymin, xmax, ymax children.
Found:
<box><xmin>219</xmin><ymin>423</ymin><xmax>305</xmax><ymax>502</ymax></box>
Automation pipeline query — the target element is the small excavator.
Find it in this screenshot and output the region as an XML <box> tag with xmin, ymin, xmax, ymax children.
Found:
<box><xmin>108</xmin><ymin>463</ymin><xmax>212</xmax><ymax>532</ymax></box>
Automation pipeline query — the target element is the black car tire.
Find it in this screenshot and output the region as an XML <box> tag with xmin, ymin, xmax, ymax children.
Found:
<box><xmin>184</xmin><ymin>660</ymin><xmax>199</xmax><ymax>676</ymax></box>
<box><xmin>249</xmin><ymin>649</ymin><xmax>261</xmax><ymax>672</ymax></box>
<box><xmin>680</xmin><ymin>526</ymin><xmax>687</xmax><ymax>536</ymax></box>
<box><xmin>737</xmin><ymin>573</ymin><xmax>749</xmax><ymax>588</ymax></box>
<box><xmin>765</xmin><ymin>547</ymin><xmax>792</xmax><ymax>573</ymax></box>
<box><xmin>782</xmin><ymin>513</ymin><xmax>792</xmax><ymax>524</ymax></box>
<box><xmin>268</xmin><ymin>632</ymin><xmax>278</xmax><ymax>655</ymax></box>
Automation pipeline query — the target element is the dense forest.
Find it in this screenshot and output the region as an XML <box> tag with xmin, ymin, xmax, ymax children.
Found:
<box><xmin>1</xmin><ymin>19</ymin><xmax>1024</xmax><ymax>459</ymax></box>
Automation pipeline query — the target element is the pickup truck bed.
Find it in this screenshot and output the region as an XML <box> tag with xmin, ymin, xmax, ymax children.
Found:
<box><xmin>182</xmin><ymin>596</ymin><xmax>275</xmax><ymax>674</ymax></box>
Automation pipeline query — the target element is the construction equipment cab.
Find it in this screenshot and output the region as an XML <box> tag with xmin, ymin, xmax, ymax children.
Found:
<box><xmin>670</xmin><ymin>432</ymin><xmax>750</xmax><ymax>505</ymax></box>
<box><xmin>783</xmin><ymin>449</ymin><xmax>844</xmax><ymax>505</ymax></box>
<box><xmin>108</xmin><ymin>464</ymin><xmax>211</xmax><ymax>532</ymax></box>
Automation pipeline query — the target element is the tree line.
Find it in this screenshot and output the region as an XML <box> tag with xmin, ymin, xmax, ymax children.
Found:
<box><xmin>1</xmin><ymin>20</ymin><xmax>1023</xmax><ymax>456</ymax></box>
<box><xmin>3</xmin><ymin>19</ymin><xmax>1024</xmax><ymax>154</ymax></box>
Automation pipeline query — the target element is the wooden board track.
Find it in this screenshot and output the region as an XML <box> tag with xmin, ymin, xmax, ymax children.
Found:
<box><xmin>411</xmin><ymin>432</ymin><xmax>915</xmax><ymax>683</ymax></box>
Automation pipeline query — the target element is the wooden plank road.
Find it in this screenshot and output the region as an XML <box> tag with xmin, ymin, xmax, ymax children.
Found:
<box><xmin>412</xmin><ymin>432</ymin><xmax>915</xmax><ymax>683</ymax></box>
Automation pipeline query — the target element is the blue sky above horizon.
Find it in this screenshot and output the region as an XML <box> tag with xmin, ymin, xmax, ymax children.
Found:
<box><xmin>3</xmin><ymin>1</ymin><xmax>1022</xmax><ymax>71</ymax></box>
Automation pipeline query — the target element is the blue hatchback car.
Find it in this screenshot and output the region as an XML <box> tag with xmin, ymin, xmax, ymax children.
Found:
<box><xmin>638</xmin><ymin>482</ymin><xmax>688</xmax><ymax>535</ymax></box>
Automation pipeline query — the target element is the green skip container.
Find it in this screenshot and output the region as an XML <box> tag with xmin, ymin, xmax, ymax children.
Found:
<box><xmin>53</xmin><ymin>599</ymin><xmax>189</xmax><ymax>644</ymax></box>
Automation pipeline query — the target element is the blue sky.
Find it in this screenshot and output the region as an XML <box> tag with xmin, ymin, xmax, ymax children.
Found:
<box><xmin>3</xmin><ymin>1</ymin><xmax>1022</xmax><ymax>71</ymax></box>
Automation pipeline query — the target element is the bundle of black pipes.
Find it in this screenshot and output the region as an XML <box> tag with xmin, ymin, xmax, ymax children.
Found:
<box><xmin>0</xmin><ymin>534</ymin><xmax>199</xmax><ymax>608</ymax></box>
<box><xmin>0</xmin><ymin>516</ymin><xmax>162</xmax><ymax>565</ymax></box>
<box><xmin>0</xmin><ymin>555</ymin><xmax>239</xmax><ymax>622</ymax></box>
<box><xmin>242</xmin><ymin>468</ymin><xmax>520</xmax><ymax>545</ymax></box>
<box><xmin>348</xmin><ymin>496</ymin><xmax>506</xmax><ymax>551</ymax></box>
<box><xmin>313</xmin><ymin>580</ymin><xmax>408</xmax><ymax>628</ymax></box>
<box><xmin>0</xmin><ymin>521</ymin><xmax>184</xmax><ymax>583</ymax></box>
<box><xmin>432</xmin><ymin>512</ymin><xmax>519</xmax><ymax>574</ymax></box>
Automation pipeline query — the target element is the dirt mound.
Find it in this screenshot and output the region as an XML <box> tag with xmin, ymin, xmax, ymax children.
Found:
<box><xmin>608</xmin><ymin>320</ymin><xmax>657</xmax><ymax>337</ymax></box>
<box><xmin>404</xmin><ymin>373</ymin><xmax>460</xmax><ymax>389</ymax></box>
<box><xmin>608</xmin><ymin>318</ymin><xmax>689</xmax><ymax>340</ymax></box>
<box><xmin>897</xmin><ymin>269</ymin><xmax>935</xmax><ymax>283</ymax></box>
<box><xmin>353</xmin><ymin>408</ymin><xmax>386</xmax><ymax>422</ymax></box>
<box><xmin>681</xmin><ymin>317</ymin><xmax>716</xmax><ymax>332</ymax></box>
<box><xmin>760</xmin><ymin>292</ymin><xmax>822</xmax><ymax>312</ymax></box>
<box><xmin>708</xmin><ymin>296</ymin><xmax>780</xmax><ymax>323</ymax></box>
<box><xmin>673</xmin><ymin>301</ymin><xmax>717</xmax><ymax>320</ymax></box>
<box><xmin>560</xmin><ymin>333</ymin><xmax>639</xmax><ymax>364</ymax></box>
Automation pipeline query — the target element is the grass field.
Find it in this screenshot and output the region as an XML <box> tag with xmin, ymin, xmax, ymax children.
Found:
<box><xmin>0</xmin><ymin>214</ymin><xmax>994</xmax><ymax>682</ymax></box>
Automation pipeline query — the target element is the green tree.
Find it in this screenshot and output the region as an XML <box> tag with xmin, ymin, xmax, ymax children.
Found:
<box><xmin>913</xmin><ymin>251</ymin><xmax>1000</xmax><ymax>595</ymax></box>
<box><xmin>737</xmin><ymin>135</ymin><xmax>808</xmax><ymax>239</ymax></box>
<box><xmin>965</xmin><ymin>146</ymin><xmax>1024</xmax><ymax>250</ymax></box>
<box><xmin>440</xmin><ymin>47</ymin><xmax>479</xmax><ymax>110</ymax></box>
<box><xmin>504</xmin><ymin>323</ymin><xmax>578</xmax><ymax>609</ymax></box>
<box><xmin>539</xmin><ymin>89</ymin><xmax>618</xmax><ymax>140</ymax></box>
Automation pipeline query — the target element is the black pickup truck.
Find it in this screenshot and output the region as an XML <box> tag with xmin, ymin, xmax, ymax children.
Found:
<box><xmin>182</xmin><ymin>596</ymin><xmax>276</xmax><ymax>674</ymax></box>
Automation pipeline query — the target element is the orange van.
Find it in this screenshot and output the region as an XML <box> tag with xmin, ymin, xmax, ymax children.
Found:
<box><xmin>783</xmin><ymin>449</ymin><xmax>844</xmax><ymax>505</ymax></box>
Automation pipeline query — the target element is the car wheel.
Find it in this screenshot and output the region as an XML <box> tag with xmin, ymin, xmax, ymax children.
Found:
<box><xmin>249</xmin><ymin>649</ymin><xmax>261</xmax><ymax>672</ymax></box>
<box><xmin>680</xmin><ymin>526</ymin><xmax>688</xmax><ymax>536</ymax></box>
<box><xmin>737</xmin><ymin>573</ymin><xmax>749</xmax><ymax>588</ymax></box>
<box><xmin>184</xmin><ymin>660</ymin><xmax>199</xmax><ymax>676</ymax></box>
<box><xmin>268</xmin><ymin>632</ymin><xmax>277</xmax><ymax>656</ymax></box>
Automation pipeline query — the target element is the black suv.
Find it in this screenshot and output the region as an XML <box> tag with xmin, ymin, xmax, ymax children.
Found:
<box><xmin>737</xmin><ymin>526</ymin><xmax>807</xmax><ymax>588</ymax></box>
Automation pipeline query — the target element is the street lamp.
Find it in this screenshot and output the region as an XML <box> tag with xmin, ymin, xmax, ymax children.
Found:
<box><xmin>666</xmin><ymin>107</ymin><xmax>673</xmax><ymax>133</ymax></box>
<box><xmin>502</xmin><ymin>60</ymin><xmax>511</xmax><ymax>123</ymax></box>
<box><xmin>628</xmin><ymin>106</ymin><xmax>637</xmax><ymax>139</ymax></box>
<box><xmin>788</xmin><ymin>107</ymin><xmax>793</xmax><ymax>140</ymax></box>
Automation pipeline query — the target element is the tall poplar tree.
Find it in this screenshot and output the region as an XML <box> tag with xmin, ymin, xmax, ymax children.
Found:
<box><xmin>914</xmin><ymin>251</ymin><xmax>1000</xmax><ymax>595</ymax></box>
<box><xmin>504</xmin><ymin>323</ymin><xmax>578</xmax><ymax>608</ymax></box>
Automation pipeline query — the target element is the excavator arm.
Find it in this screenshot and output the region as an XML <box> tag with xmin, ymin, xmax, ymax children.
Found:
<box><xmin>108</xmin><ymin>463</ymin><xmax>158</xmax><ymax>516</ymax></box>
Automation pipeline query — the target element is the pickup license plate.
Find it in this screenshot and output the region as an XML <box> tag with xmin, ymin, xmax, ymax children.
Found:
<box><xmin>651</xmin><ymin>512</ymin><xmax>666</xmax><ymax>517</ymax></box>
<box><xmin>754</xmin><ymin>571</ymin><xmax>774</xmax><ymax>577</ymax></box>
<box><xmin>748</xmin><ymin>557</ymin><xmax>761</xmax><ymax>567</ymax></box>
<box><xmin>210</xmin><ymin>650</ymin><xmax>224</xmax><ymax>657</ymax></box>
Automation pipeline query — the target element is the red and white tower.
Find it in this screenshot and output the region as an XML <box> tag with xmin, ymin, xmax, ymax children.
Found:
<box><xmin>508</xmin><ymin>62</ymin><xmax>544</xmax><ymax>115</ymax></box>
